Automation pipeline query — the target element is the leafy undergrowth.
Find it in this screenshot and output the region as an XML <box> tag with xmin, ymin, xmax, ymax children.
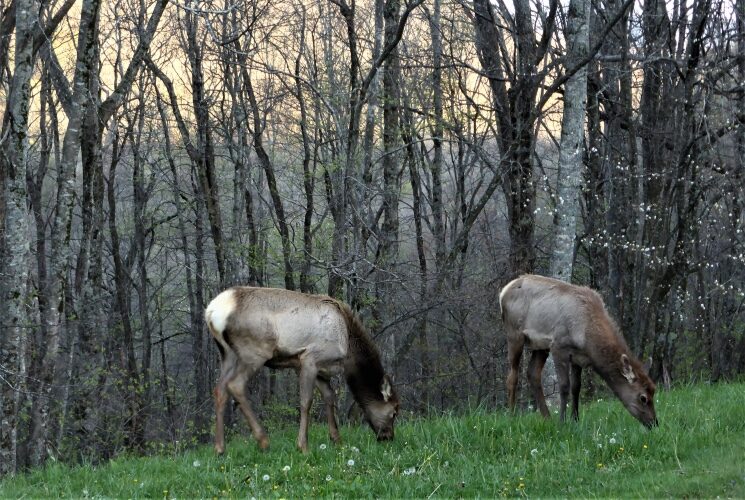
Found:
<box><xmin>2</xmin><ymin>382</ymin><xmax>744</xmax><ymax>498</ymax></box>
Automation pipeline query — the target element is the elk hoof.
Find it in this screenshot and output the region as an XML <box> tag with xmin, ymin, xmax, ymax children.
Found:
<box><xmin>258</xmin><ymin>436</ymin><xmax>270</xmax><ymax>451</ymax></box>
<box><xmin>215</xmin><ymin>444</ymin><xmax>225</xmax><ymax>455</ymax></box>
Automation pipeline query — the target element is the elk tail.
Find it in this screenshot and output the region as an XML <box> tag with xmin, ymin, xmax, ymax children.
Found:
<box><xmin>205</xmin><ymin>289</ymin><xmax>237</xmax><ymax>360</ymax></box>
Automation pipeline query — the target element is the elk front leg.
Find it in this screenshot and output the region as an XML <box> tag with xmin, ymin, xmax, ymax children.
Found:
<box><xmin>297</xmin><ymin>363</ymin><xmax>319</xmax><ymax>453</ymax></box>
<box><xmin>570</xmin><ymin>363</ymin><xmax>582</xmax><ymax>421</ymax></box>
<box><xmin>528</xmin><ymin>349</ymin><xmax>550</xmax><ymax>418</ymax></box>
<box><xmin>316</xmin><ymin>376</ymin><xmax>341</xmax><ymax>444</ymax></box>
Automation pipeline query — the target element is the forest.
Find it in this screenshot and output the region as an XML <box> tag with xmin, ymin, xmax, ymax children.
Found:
<box><xmin>1</xmin><ymin>0</ymin><xmax>743</xmax><ymax>475</ymax></box>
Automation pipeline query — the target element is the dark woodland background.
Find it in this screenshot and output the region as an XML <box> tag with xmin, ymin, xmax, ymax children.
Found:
<box><xmin>1</xmin><ymin>0</ymin><xmax>744</xmax><ymax>474</ymax></box>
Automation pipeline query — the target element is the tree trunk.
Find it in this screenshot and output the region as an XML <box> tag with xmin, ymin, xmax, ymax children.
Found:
<box><xmin>549</xmin><ymin>0</ymin><xmax>589</xmax><ymax>281</ymax></box>
<box><xmin>0</xmin><ymin>0</ymin><xmax>37</xmax><ymax>475</ymax></box>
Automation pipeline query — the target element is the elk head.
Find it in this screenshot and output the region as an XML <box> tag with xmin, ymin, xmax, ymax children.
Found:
<box><xmin>363</xmin><ymin>375</ymin><xmax>400</xmax><ymax>441</ymax></box>
<box><xmin>616</xmin><ymin>354</ymin><xmax>658</xmax><ymax>428</ymax></box>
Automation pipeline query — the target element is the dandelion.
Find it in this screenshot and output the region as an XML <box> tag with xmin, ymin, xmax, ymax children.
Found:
<box><xmin>282</xmin><ymin>465</ymin><xmax>291</xmax><ymax>472</ymax></box>
<box><xmin>319</xmin><ymin>443</ymin><xmax>327</xmax><ymax>450</ymax></box>
<box><xmin>643</xmin><ymin>444</ymin><xmax>648</xmax><ymax>449</ymax></box>
<box><xmin>347</xmin><ymin>459</ymin><xmax>355</xmax><ymax>467</ymax></box>
<box><xmin>530</xmin><ymin>448</ymin><xmax>539</xmax><ymax>458</ymax></box>
<box><xmin>609</xmin><ymin>437</ymin><xmax>617</xmax><ymax>444</ymax></box>
<box><xmin>326</xmin><ymin>475</ymin><xmax>332</xmax><ymax>482</ymax></box>
<box><xmin>351</xmin><ymin>446</ymin><xmax>360</xmax><ymax>453</ymax></box>
<box><xmin>193</xmin><ymin>460</ymin><xmax>201</xmax><ymax>467</ymax></box>
<box><xmin>597</xmin><ymin>463</ymin><xmax>604</xmax><ymax>468</ymax></box>
<box><xmin>597</xmin><ymin>443</ymin><xmax>603</xmax><ymax>449</ymax></box>
<box><xmin>262</xmin><ymin>474</ymin><xmax>270</xmax><ymax>482</ymax></box>
<box><xmin>403</xmin><ymin>467</ymin><xmax>416</xmax><ymax>476</ymax></box>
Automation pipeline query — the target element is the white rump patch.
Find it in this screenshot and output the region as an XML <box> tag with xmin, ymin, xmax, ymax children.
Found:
<box><xmin>205</xmin><ymin>289</ymin><xmax>237</xmax><ymax>335</ymax></box>
<box><xmin>499</xmin><ymin>278</ymin><xmax>520</xmax><ymax>314</ymax></box>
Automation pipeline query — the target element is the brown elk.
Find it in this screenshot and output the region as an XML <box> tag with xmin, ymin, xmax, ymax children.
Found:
<box><xmin>499</xmin><ymin>274</ymin><xmax>658</xmax><ymax>428</ymax></box>
<box><xmin>205</xmin><ymin>287</ymin><xmax>400</xmax><ymax>454</ymax></box>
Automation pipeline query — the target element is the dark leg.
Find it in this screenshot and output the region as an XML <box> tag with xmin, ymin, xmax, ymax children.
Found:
<box><xmin>506</xmin><ymin>337</ymin><xmax>525</xmax><ymax>411</ymax></box>
<box><xmin>316</xmin><ymin>377</ymin><xmax>341</xmax><ymax>444</ymax></box>
<box><xmin>570</xmin><ymin>363</ymin><xmax>582</xmax><ymax>421</ymax></box>
<box><xmin>527</xmin><ymin>350</ymin><xmax>550</xmax><ymax>418</ymax></box>
<box><xmin>226</xmin><ymin>362</ymin><xmax>269</xmax><ymax>450</ymax></box>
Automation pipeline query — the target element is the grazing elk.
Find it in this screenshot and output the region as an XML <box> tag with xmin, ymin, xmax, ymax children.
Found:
<box><xmin>205</xmin><ymin>287</ymin><xmax>400</xmax><ymax>454</ymax></box>
<box><xmin>499</xmin><ymin>274</ymin><xmax>658</xmax><ymax>428</ymax></box>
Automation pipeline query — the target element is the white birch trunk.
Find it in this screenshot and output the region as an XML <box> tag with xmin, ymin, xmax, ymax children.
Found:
<box><xmin>546</xmin><ymin>0</ymin><xmax>590</xmax><ymax>401</ymax></box>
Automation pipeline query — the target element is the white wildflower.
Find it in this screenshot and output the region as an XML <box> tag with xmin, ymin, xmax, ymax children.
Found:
<box><xmin>282</xmin><ymin>465</ymin><xmax>291</xmax><ymax>472</ymax></box>
<box><xmin>351</xmin><ymin>446</ymin><xmax>360</xmax><ymax>453</ymax></box>
<box><xmin>609</xmin><ymin>437</ymin><xmax>617</xmax><ymax>444</ymax></box>
<box><xmin>319</xmin><ymin>443</ymin><xmax>327</xmax><ymax>450</ymax></box>
<box><xmin>347</xmin><ymin>459</ymin><xmax>355</xmax><ymax>467</ymax></box>
<box><xmin>326</xmin><ymin>475</ymin><xmax>332</xmax><ymax>482</ymax></box>
<box><xmin>530</xmin><ymin>448</ymin><xmax>539</xmax><ymax>457</ymax></box>
<box><xmin>403</xmin><ymin>467</ymin><xmax>416</xmax><ymax>476</ymax></box>
<box><xmin>192</xmin><ymin>460</ymin><xmax>201</xmax><ymax>467</ymax></box>
<box><xmin>262</xmin><ymin>474</ymin><xmax>270</xmax><ymax>482</ymax></box>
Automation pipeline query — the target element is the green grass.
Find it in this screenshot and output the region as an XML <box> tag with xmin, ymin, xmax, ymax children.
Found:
<box><xmin>3</xmin><ymin>382</ymin><xmax>745</xmax><ymax>498</ymax></box>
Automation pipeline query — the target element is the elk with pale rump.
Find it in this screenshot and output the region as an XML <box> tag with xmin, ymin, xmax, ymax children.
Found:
<box><xmin>499</xmin><ymin>274</ymin><xmax>658</xmax><ymax>428</ymax></box>
<box><xmin>205</xmin><ymin>287</ymin><xmax>400</xmax><ymax>454</ymax></box>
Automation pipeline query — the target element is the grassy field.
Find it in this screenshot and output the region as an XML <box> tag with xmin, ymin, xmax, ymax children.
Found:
<box><xmin>2</xmin><ymin>382</ymin><xmax>744</xmax><ymax>498</ymax></box>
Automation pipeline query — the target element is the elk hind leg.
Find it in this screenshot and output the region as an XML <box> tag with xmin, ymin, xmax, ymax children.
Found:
<box><xmin>528</xmin><ymin>349</ymin><xmax>550</xmax><ymax>418</ymax></box>
<box><xmin>226</xmin><ymin>361</ymin><xmax>269</xmax><ymax>450</ymax></box>
<box><xmin>506</xmin><ymin>336</ymin><xmax>525</xmax><ymax>411</ymax></box>
<box><xmin>214</xmin><ymin>351</ymin><xmax>239</xmax><ymax>455</ymax></box>
<box><xmin>570</xmin><ymin>363</ymin><xmax>582</xmax><ymax>421</ymax></box>
<box><xmin>316</xmin><ymin>376</ymin><xmax>341</xmax><ymax>444</ymax></box>
<box><xmin>553</xmin><ymin>355</ymin><xmax>571</xmax><ymax>422</ymax></box>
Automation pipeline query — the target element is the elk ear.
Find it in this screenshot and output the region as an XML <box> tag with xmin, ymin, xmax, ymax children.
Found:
<box><xmin>381</xmin><ymin>376</ymin><xmax>393</xmax><ymax>402</ymax></box>
<box><xmin>621</xmin><ymin>354</ymin><xmax>636</xmax><ymax>383</ymax></box>
<box><xmin>642</xmin><ymin>356</ymin><xmax>652</xmax><ymax>374</ymax></box>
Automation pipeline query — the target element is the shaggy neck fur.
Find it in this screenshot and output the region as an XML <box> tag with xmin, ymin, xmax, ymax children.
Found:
<box><xmin>589</xmin><ymin>313</ymin><xmax>654</xmax><ymax>393</ymax></box>
<box><xmin>328</xmin><ymin>300</ymin><xmax>388</xmax><ymax>408</ymax></box>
